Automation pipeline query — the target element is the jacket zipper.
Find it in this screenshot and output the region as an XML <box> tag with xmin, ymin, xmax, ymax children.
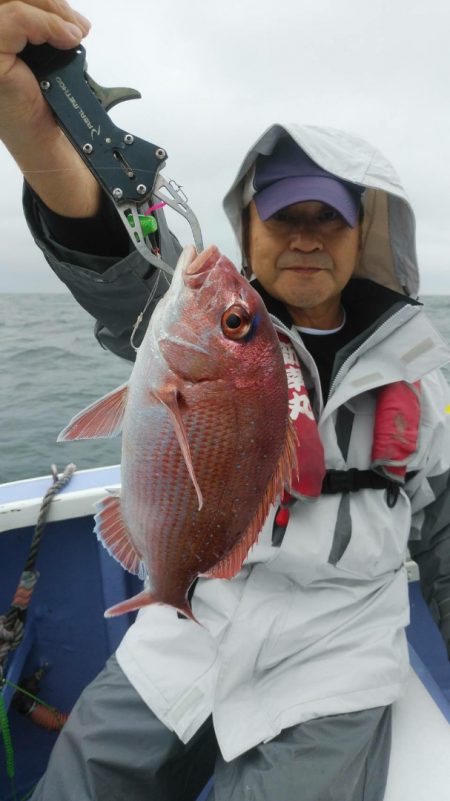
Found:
<box><xmin>327</xmin><ymin>306</ymin><xmax>420</xmax><ymax>398</ymax></box>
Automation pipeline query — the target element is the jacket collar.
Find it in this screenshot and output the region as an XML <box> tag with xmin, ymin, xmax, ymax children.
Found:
<box><xmin>251</xmin><ymin>277</ymin><xmax>450</xmax><ymax>418</ymax></box>
<box><xmin>251</xmin><ymin>276</ymin><xmax>420</xmax><ymax>334</ymax></box>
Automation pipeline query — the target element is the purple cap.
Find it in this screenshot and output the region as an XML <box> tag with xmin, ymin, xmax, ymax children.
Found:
<box><xmin>253</xmin><ymin>138</ymin><xmax>363</xmax><ymax>227</ymax></box>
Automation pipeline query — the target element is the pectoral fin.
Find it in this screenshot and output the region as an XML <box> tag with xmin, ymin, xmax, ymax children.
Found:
<box><xmin>153</xmin><ymin>387</ymin><xmax>203</xmax><ymax>510</ymax></box>
<box><xmin>58</xmin><ymin>383</ymin><xmax>128</xmax><ymax>441</ymax></box>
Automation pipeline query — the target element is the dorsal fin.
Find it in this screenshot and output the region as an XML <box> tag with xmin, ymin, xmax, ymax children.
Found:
<box><xmin>205</xmin><ymin>418</ymin><xmax>298</xmax><ymax>580</ymax></box>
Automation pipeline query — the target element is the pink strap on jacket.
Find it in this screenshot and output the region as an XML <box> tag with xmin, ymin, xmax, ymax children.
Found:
<box><xmin>278</xmin><ymin>333</ymin><xmax>421</xmax><ymax>499</ymax></box>
<box><xmin>371</xmin><ymin>380</ymin><xmax>421</xmax><ymax>480</ymax></box>
<box><xmin>278</xmin><ymin>333</ymin><xmax>326</xmax><ymax>498</ymax></box>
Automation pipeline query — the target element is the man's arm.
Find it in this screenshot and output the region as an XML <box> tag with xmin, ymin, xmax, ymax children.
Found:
<box><xmin>1</xmin><ymin>1</ymin><xmax>182</xmax><ymax>360</ymax></box>
<box><xmin>23</xmin><ymin>182</ymin><xmax>182</xmax><ymax>361</ymax></box>
<box><xmin>409</xmin><ymin>471</ymin><xmax>450</xmax><ymax>659</ymax></box>
<box><xmin>407</xmin><ymin>371</ymin><xmax>450</xmax><ymax>659</ymax></box>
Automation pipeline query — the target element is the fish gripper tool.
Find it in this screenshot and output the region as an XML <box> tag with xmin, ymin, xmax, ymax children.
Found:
<box><xmin>20</xmin><ymin>42</ymin><xmax>204</xmax><ymax>277</ymax></box>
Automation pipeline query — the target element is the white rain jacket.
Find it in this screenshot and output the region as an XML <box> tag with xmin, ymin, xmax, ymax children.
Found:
<box><xmin>23</xmin><ymin>124</ymin><xmax>450</xmax><ymax>762</ymax></box>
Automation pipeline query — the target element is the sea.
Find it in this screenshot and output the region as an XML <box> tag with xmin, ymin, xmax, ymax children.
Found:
<box><xmin>0</xmin><ymin>293</ymin><xmax>130</xmax><ymax>485</ymax></box>
<box><xmin>1</xmin><ymin>293</ymin><xmax>450</xmax><ymax>485</ymax></box>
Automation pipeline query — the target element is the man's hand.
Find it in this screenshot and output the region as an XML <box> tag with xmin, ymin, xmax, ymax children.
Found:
<box><xmin>0</xmin><ymin>0</ymin><xmax>90</xmax><ymax>135</ymax></box>
<box><xmin>0</xmin><ymin>1</ymin><xmax>101</xmax><ymax>217</ymax></box>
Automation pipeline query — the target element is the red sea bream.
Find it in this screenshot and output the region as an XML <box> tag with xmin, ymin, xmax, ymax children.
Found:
<box><xmin>59</xmin><ymin>245</ymin><xmax>297</xmax><ymax>621</ymax></box>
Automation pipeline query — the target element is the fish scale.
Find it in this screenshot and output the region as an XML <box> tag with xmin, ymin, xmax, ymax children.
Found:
<box><xmin>126</xmin><ymin>395</ymin><xmax>247</xmax><ymax>577</ymax></box>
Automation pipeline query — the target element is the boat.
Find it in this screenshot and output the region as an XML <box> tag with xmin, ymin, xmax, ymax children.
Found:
<box><xmin>0</xmin><ymin>464</ymin><xmax>449</xmax><ymax>801</ymax></box>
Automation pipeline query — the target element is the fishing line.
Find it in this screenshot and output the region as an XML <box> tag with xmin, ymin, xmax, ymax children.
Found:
<box><xmin>130</xmin><ymin>270</ymin><xmax>163</xmax><ymax>352</ymax></box>
<box><xmin>3</xmin><ymin>678</ymin><xmax>64</xmax><ymax>718</ymax></box>
<box><xmin>18</xmin><ymin>786</ymin><xmax>38</xmax><ymax>801</ymax></box>
<box><xmin>0</xmin><ymin>678</ymin><xmax>68</xmax><ymax>801</ymax></box>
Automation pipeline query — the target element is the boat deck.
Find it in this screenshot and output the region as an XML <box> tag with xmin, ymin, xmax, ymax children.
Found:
<box><xmin>0</xmin><ymin>466</ymin><xmax>449</xmax><ymax>800</ymax></box>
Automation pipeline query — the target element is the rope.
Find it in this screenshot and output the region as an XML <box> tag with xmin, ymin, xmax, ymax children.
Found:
<box><xmin>23</xmin><ymin>463</ymin><xmax>77</xmax><ymax>573</ymax></box>
<box><xmin>0</xmin><ymin>620</ymin><xmax>24</xmax><ymax>667</ymax></box>
<box><xmin>0</xmin><ymin>463</ymin><xmax>77</xmax><ymax>672</ymax></box>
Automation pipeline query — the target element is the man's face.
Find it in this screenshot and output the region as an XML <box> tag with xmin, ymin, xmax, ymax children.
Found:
<box><xmin>247</xmin><ymin>200</ymin><xmax>361</xmax><ymax>328</ymax></box>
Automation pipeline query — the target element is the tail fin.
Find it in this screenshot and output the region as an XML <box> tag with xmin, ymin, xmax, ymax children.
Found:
<box><xmin>104</xmin><ymin>589</ymin><xmax>155</xmax><ymax>618</ymax></box>
<box><xmin>104</xmin><ymin>590</ymin><xmax>198</xmax><ymax>623</ymax></box>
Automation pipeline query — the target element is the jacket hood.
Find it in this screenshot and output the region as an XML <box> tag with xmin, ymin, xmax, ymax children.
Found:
<box><xmin>223</xmin><ymin>123</ymin><xmax>419</xmax><ymax>297</ymax></box>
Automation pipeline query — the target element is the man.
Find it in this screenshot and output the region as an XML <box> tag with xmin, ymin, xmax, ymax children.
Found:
<box><xmin>1</xmin><ymin>4</ymin><xmax>450</xmax><ymax>800</ymax></box>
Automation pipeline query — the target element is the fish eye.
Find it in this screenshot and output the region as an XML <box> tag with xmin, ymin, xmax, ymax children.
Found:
<box><xmin>221</xmin><ymin>304</ymin><xmax>252</xmax><ymax>340</ymax></box>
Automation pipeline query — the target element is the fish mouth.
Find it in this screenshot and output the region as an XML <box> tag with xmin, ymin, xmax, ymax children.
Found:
<box><xmin>184</xmin><ymin>245</ymin><xmax>221</xmax><ymax>289</ymax></box>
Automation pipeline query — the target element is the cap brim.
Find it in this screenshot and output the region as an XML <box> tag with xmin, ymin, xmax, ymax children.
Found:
<box><xmin>254</xmin><ymin>176</ymin><xmax>360</xmax><ymax>227</ymax></box>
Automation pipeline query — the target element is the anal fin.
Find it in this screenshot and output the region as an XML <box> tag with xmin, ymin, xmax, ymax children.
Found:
<box><xmin>95</xmin><ymin>493</ymin><xmax>146</xmax><ymax>579</ymax></box>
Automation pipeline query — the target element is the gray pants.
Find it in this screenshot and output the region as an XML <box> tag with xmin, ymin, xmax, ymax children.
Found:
<box><xmin>31</xmin><ymin>654</ymin><xmax>392</xmax><ymax>801</ymax></box>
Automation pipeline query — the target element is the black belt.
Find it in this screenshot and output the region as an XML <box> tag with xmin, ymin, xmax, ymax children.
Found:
<box><xmin>271</xmin><ymin>468</ymin><xmax>416</xmax><ymax>547</ymax></box>
<box><xmin>321</xmin><ymin>468</ymin><xmax>413</xmax><ymax>508</ymax></box>
<box><xmin>322</xmin><ymin>468</ymin><xmax>396</xmax><ymax>494</ymax></box>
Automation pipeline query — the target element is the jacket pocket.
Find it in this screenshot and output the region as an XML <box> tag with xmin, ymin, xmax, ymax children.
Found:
<box><xmin>331</xmin><ymin>488</ymin><xmax>411</xmax><ymax>579</ymax></box>
<box><xmin>327</xmin><ymin>494</ymin><xmax>352</xmax><ymax>565</ymax></box>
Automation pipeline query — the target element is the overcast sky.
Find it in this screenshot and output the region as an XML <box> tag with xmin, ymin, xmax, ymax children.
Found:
<box><xmin>1</xmin><ymin>0</ymin><xmax>449</xmax><ymax>294</ymax></box>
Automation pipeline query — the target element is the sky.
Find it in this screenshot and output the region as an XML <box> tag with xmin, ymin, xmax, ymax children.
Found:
<box><xmin>1</xmin><ymin>0</ymin><xmax>449</xmax><ymax>294</ymax></box>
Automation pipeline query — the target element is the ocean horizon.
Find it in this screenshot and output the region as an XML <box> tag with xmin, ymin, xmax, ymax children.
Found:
<box><xmin>1</xmin><ymin>292</ymin><xmax>450</xmax><ymax>484</ymax></box>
